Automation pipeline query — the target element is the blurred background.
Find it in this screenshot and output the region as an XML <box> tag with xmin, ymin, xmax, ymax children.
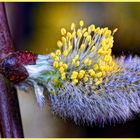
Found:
<box><xmin>4</xmin><ymin>2</ymin><xmax>140</xmax><ymax>137</ymax></box>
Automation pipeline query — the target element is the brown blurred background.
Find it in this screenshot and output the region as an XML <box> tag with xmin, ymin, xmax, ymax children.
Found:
<box><xmin>4</xmin><ymin>2</ymin><xmax>140</xmax><ymax>137</ymax></box>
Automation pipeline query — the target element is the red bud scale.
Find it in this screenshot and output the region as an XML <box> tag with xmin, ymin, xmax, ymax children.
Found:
<box><xmin>0</xmin><ymin>51</ymin><xmax>37</xmax><ymax>83</ymax></box>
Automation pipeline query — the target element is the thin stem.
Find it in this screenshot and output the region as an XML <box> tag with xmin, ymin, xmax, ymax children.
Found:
<box><xmin>0</xmin><ymin>3</ymin><xmax>24</xmax><ymax>138</ymax></box>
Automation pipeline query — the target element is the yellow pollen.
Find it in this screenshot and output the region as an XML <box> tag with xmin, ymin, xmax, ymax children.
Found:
<box><xmin>79</xmin><ymin>20</ymin><xmax>84</xmax><ymax>27</ymax></box>
<box><xmin>86</xmin><ymin>35</ymin><xmax>92</xmax><ymax>42</ymax></box>
<box><xmin>76</xmin><ymin>61</ymin><xmax>80</xmax><ymax>67</ymax></box>
<box><xmin>56</xmin><ymin>49</ymin><xmax>61</xmax><ymax>56</ymax></box>
<box><xmin>68</xmin><ymin>45</ymin><xmax>72</xmax><ymax>51</ymax></box>
<box><xmin>53</xmin><ymin>61</ymin><xmax>59</xmax><ymax>68</ymax></box>
<box><xmin>63</xmin><ymin>64</ymin><xmax>68</xmax><ymax>69</ymax></box>
<box><xmin>63</xmin><ymin>50</ymin><xmax>68</xmax><ymax>57</ymax></box>
<box><xmin>113</xmin><ymin>28</ymin><xmax>118</xmax><ymax>34</ymax></box>
<box><xmin>72</xmin><ymin>31</ymin><xmax>76</xmax><ymax>38</ymax></box>
<box><xmin>72</xmin><ymin>59</ymin><xmax>76</xmax><ymax>65</ymax></box>
<box><xmin>54</xmin><ymin>56</ymin><xmax>59</xmax><ymax>61</ymax></box>
<box><xmin>59</xmin><ymin>61</ymin><xmax>63</xmax><ymax>67</ymax></box>
<box><xmin>91</xmin><ymin>46</ymin><xmax>95</xmax><ymax>52</ymax></box>
<box><xmin>59</xmin><ymin>67</ymin><xmax>65</xmax><ymax>73</ymax></box>
<box><xmin>83</xmin><ymin>32</ymin><xmax>88</xmax><ymax>37</ymax></box>
<box><xmin>50</xmin><ymin>53</ymin><xmax>56</xmax><ymax>58</ymax></box>
<box><xmin>71</xmin><ymin>71</ymin><xmax>78</xmax><ymax>79</ymax></box>
<box><xmin>95</xmin><ymin>72</ymin><xmax>102</xmax><ymax>77</ymax></box>
<box><xmin>78</xmin><ymin>70</ymin><xmax>85</xmax><ymax>79</ymax></box>
<box><xmin>57</xmin><ymin>40</ymin><xmax>63</xmax><ymax>48</ymax></box>
<box><xmin>95</xmin><ymin>79</ymin><xmax>103</xmax><ymax>85</ymax></box>
<box><xmin>62</xmin><ymin>37</ymin><xmax>67</xmax><ymax>44</ymax></box>
<box><xmin>67</xmin><ymin>32</ymin><xmax>72</xmax><ymax>39</ymax></box>
<box><xmin>80</xmin><ymin>44</ymin><xmax>86</xmax><ymax>51</ymax></box>
<box><xmin>61</xmin><ymin>28</ymin><xmax>66</xmax><ymax>35</ymax></box>
<box><xmin>74</xmin><ymin>55</ymin><xmax>79</xmax><ymax>60</ymax></box>
<box><xmin>89</xmin><ymin>24</ymin><xmax>95</xmax><ymax>32</ymax></box>
<box><xmin>83</xmin><ymin>76</ymin><xmax>89</xmax><ymax>82</ymax></box>
<box><xmin>84</xmin><ymin>58</ymin><xmax>89</xmax><ymax>65</ymax></box>
<box><xmin>71</xmin><ymin>23</ymin><xmax>75</xmax><ymax>30</ymax></box>
<box><xmin>82</xmin><ymin>28</ymin><xmax>87</xmax><ymax>33</ymax></box>
<box><xmin>61</xmin><ymin>73</ymin><xmax>66</xmax><ymax>80</ymax></box>
<box><xmin>77</xmin><ymin>29</ymin><xmax>82</xmax><ymax>38</ymax></box>
<box><xmin>72</xmin><ymin>79</ymin><xmax>78</xmax><ymax>85</ymax></box>
<box><xmin>93</xmin><ymin>64</ymin><xmax>99</xmax><ymax>71</ymax></box>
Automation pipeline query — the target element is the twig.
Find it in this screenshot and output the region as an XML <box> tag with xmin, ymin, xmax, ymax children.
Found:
<box><xmin>0</xmin><ymin>3</ymin><xmax>24</xmax><ymax>138</ymax></box>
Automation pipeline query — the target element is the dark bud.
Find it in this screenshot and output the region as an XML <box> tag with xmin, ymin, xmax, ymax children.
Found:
<box><xmin>0</xmin><ymin>51</ymin><xmax>37</xmax><ymax>83</ymax></box>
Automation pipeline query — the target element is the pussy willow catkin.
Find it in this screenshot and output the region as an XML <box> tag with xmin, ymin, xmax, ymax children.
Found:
<box><xmin>19</xmin><ymin>20</ymin><xmax>140</xmax><ymax>125</ymax></box>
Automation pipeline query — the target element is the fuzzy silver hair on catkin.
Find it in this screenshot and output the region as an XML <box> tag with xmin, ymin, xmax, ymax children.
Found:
<box><xmin>19</xmin><ymin>20</ymin><xmax>140</xmax><ymax>125</ymax></box>
<box><xmin>49</xmin><ymin>56</ymin><xmax>140</xmax><ymax>125</ymax></box>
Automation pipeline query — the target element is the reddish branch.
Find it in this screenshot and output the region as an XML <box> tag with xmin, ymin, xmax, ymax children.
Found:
<box><xmin>0</xmin><ymin>3</ymin><xmax>24</xmax><ymax>138</ymax></box>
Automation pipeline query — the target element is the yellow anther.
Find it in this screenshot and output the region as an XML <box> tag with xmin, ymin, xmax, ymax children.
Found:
<box><xmin>63</xmin><ymin>64</ymin><xmax>68</xmax><ymax>69</ymax></box>
<box><xmin>77</xmin><ymin>29</ymin><xmax>82</xmax><ymax>38</ymax></box>
<box><xmin>95</xmin><ymin>79</ymin><xmax>103</xmax><ymax>85</ymax></box>
<box><xmin>84</xmin><ymin>58</ymin><xmax>89</xmax><ymax>65</ymax></box>
<box><xmin>100</xmin><ymin>66</ymin><xmax>106</xmax><ymax>71</ymax></box>
<box><xmin>78</xmin><ymin>73</ymin><xmax>84</xmax><ymax>79</ymax></box>
<box><xmin>72</xmin><ymin>31</ymin><xmax>76</xmax><ymax>38</ymax></box>
<box><xmin>88</xmin><ymin>69</ymin><xmax>95</xmax><ymax>76</ymax></box>
<box><xmin>78</xmin><ymin>70</ymin><xmax>85</xmax><ymax>79</ymax></box>
<box><xmin>103</xmin><ymin>27</ymin><xmax>108</xmax><ymax>33</ymax></box>
<box><xmin>80</xmin><ymin>44</ymin><xmax>86</xmax><ymax>51</ymax></box>
<box><xmin>102</xmin><ymin>71</ymin><xmax>106</xmax><ymax>76</ymax></box>
<box><xmin>79</xmin><ymin>70</ymin><xmax>85</xmax><ymax>75</ymax></box>
<box><xmin>93</xmin><ymin>64</ymin><xmax>99</xmax><ymax>71</ymax></box>
<box><xmin>54</xmin><ymin>56</ymin><xmax>60</xmax><ymax>61</ymax></box>
<box><xmin>71</xmin><ymin>71</ymin><xmax>78</xmax><ymax>79</ymax></box>
<box><xmin>74</xmin><ymin>55</ymin><xmax>79</xmax><ymax>60</ymax></box>
<box><xmin>72</xmin><ymin>79</ymin><xmax>78</xmax><ymax>85</ymax></box>
<box><xmin>82</xmin><ymin>27</ymin><xmax>87</xmax><ymax>33</ymax></box>
<box><xmin>107</xmin><ymin>49</ymin><xmax>112</xmax><ymax>55</ymax></box>
<box><xmin>104</xmin><ymin>30</ymin><xmax>111</xmax><ymax>37</ymax></box>
<box><xmin>68</xmin><ymin>45</ymin><xmax>72</xmax><ymax>51</ymax></box>
<box><xmin>61</xmin><ymin>73</ymin><xmax>66</xmax><ymax>80</ymax></box>
<box><xmin>83</xmin><ymin>32</ymin><xmax>88</xmax><ymax>37</ymax></box>
<box><xmin>98</xmin><ymin>48</ymin><xmax>105</xmax><ymax>55</ymax></box>
<box><xmin>59</xmin><ymin>61</ymin><xmax>63</xmax><ymax>67</ymax></box>
<box><xmin>67</xmin><ymin>32</ymin><xmax>72</xmax><ymax>40</ymax></box>
<box><xmin>62</xmin><ymin>37</ymin><xmax>67</xmax><ymax>44</ymax></box>
<box><xmin>104</xmin><ymin>55</ymin><xmax>111</xmax><ymax>62</ymax></box>
<box><xmin>72</xmin><ymin>59</ymin><xmax>76</xmax><ymax>65</ymax></box>
<box><xmin>87</xmin><ymin>59</ymin><xmax>92</xmax><ymax>66</ymax></box>
<box><xmin>53</xmin><ymin>61</ymin><xmax>59</xmax><ymax>68</ymax></box>
<box><xmin>89</xmin><ymin>24</ymin><xmax>95</xmax><ymax>32</ymax></box>
<box><xmin>104</xmin><ymin>65</ymin><xmax>109</xmax><ymax>72</ymax></box>
<box><xmin>59</xmin><ymin>67</ymin><xmax>65</xmax><ymax>73</ymax></box>
<box><xmin>86</xmin><ymin>35</ymin><xmax>92</xmax><ymax>42</ymax></box>
<box><xmin>50</xmin><ymin>53</ymin><xmax>56</xmax><ymax>58</ymax></box>
<box><xmin>90</xmin><ymin>46</ymin><xmax>95</xmax><ymax>52</ymax></box>
<box><xmin>76</xmin><ymin>61</ymin><xmax>80</xmax><ymax>67</ymax></box>
<box><xmin>71</xmin><ymin>22</ymin><xmax>75</xmax><ymax>30</ymax></box>
<box><xmin>98</xmin><ymin>60</ymin><xmax>105</xmax><ymax>66</ymax></box>
<box><xmin>63</xmin><ymin>50</ymin><xmax>68</xmax><ymax>57</ymax></box>
<box><xmin>61</xmin><ymin>28</ymin><xmax>66</xmax><ymax>35</ymax></box>
<box><xmin>98</xmin><ymin>29</ymin><xmax>103</xmax><ymax>35</ymax></box>
<box><xmin>95</xmin><ymin>27</ymin><xmax>100</xmax><ymax>33</ymax></box>
<box><xmin>95</xmin><ymin>72</ymin><xmax>102</xmax><ymax>77</ymax></box>
<box><xmin>84</xmin><ymin>76</ymin><xmax>88</xmax><ymax>82</ymax></box>
<box><xmin>79</xmin><ymin>20</ymin><xmax>84</xmax><ymax>27</ymax></box>
<box><xmin>56</xmin><ymin>49</ymin><xmax>61</xmax><ymax>56</ymax></box>
<box><xmin>57</xmin><ymin>40</ymin><xmax>63</xmax><ymax>48</ymax></box>
<box><xmin>113</xmin><ymin>28</ymin><xmax>118</xmax><ymax>34</ymax></box>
